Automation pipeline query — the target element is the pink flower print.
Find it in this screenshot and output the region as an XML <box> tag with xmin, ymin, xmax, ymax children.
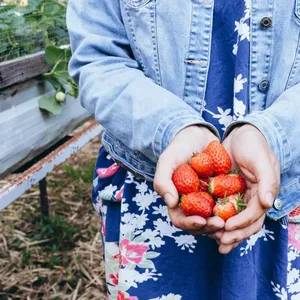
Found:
<box><xmin>109</xmin><ymin>273</ymin><xmax>119</xmax><ymax>286</ymax></box>
<box><xmin>96</xmin><ymin>163</ymin><xmax>120</xmax><ymax>179</ymax></box>
<box><xmin>114</xmin><ymin>185</ymin><xmax>124</xmax><ymax>202</ymax></box>
<box><xmin>118</xmin><ymin>291</ymin><xmax>137</xmax><ymax>300</ymax></box>
<box><xmin>120</xmin><ymin>239</ymin><xmax>149</xmax><ymax>266</ymax></box>
<box><xmin>288</xmin><ymin>223</ymin><xmax>300</xmax><ymax>250</ymax></box>
<box><xmin>101</xmin><ymin>219</ymin><xmax>106</xmax><ymax>238</ymax></box>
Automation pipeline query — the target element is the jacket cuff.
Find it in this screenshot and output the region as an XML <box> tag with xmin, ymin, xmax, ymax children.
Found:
<box><xmin>153</xmin><ymin>110</ymin><xmax>220</xmax><ymax>160</ymax></box>
<box><xmin>224</xmin><ymin>111</ymin><xmax>292</xmax><ymax>173</ymax></box>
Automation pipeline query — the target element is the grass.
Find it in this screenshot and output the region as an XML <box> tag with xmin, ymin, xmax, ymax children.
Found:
<box><xmin>0</xmin><ymin>137</ymin><xmax>107</xmax><ymax>299</ymax></box>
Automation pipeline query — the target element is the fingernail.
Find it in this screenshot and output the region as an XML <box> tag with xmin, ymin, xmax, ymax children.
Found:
<box><xmin>193</xmin><ymin>222</ymin><xmax>204</xmax><ymax>229</ymax></box>
<box><xmin>164</xmin><ymin>193</ymin><xmax>174</xmax><ymax>207</ymax></box>
<box><xmin>265</xmin><ymin>192</ymin><xmax>274</xmax><ymax>207</ymax></box>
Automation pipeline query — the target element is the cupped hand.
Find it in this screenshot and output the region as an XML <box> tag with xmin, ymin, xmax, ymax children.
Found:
<box><xmin>210</xmin><ymin>124</ymin><xmax>280</xmax><ymax>254</ymax></box>
<box><xmin>154</xmin><ymin>126</ymin><xmax>225</xmax><ymax>234</ymax></box>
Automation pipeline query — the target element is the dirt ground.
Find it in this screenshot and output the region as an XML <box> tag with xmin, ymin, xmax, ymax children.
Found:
<box><xmin>0</xmin><ymin>137</ymin><xmax>107</xmax><ymax>300</ymax></box>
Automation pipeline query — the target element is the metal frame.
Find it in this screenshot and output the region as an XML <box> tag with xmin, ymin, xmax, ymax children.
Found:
<box><xmin>0</xmin><ymin>120</ymin><xmax>103</xmax><ymax>211</ymax></box>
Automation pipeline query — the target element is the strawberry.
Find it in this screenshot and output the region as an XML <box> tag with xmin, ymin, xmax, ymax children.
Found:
<box><xmin>189</xmin><ymin>152</ymin><xmax>214</xmax><ymax>177</ymax></box>
<box><xmin>181</xmin><ymin>192</ymin><xmax>214</xmax><ymax>218</ymax></box>
<box><xmin>205</xmin><ymin>141</ymin><xmax>231</xmax><ymax>175</ymax></box>
<box><xmin>209</xmin><ymin>174</ymin><xmax>246</xmax><ymax>198</ymax></box>
<box><xmin>226</xmin><ymin>193</ymin><xmax>247</xmax><ymax>213</ymax></box>
<box><xmin>213</xmin><ymin>193</ymin><xmax>247</xmax><ymax>221</ymax></box>
<box><xmin>172</xmin><ymin>164</ymin><xmax>200</xmax><ymax>195</ymax></box>
<box><xmin>213</xmin><ymin>200</ymin><xmax>237</xmax><ymax>221</ymax></box>
<box><xmin>199</xmin><ymin>177</ymin><xmax>210</xmax><ymax>192</ymax></box>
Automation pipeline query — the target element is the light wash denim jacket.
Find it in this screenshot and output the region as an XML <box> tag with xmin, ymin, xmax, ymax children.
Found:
<box><xmin>67</xmin><ymin>0</ymin><xmax>300</xmax><ymax>221</ymax></box>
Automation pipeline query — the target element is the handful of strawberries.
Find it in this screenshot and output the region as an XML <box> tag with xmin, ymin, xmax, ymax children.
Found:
<box><xmin>172</xmin><ymin>141</ymin><xmax>247</xmax><ymax>221</ymax></box>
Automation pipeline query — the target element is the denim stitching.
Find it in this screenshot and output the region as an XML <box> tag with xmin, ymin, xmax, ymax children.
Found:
<box><xmin>150</xmin><ymin>3</ymin><xmax>162</xmax><ymax>86</ymax></box>
<box><xmin>124</xmin><ymin>0</ymin><xmax>152</xmax><ymax>9</ymax></box>
<box><xmin>124</xmin><ymin>5</ymin><xmax>148</xmax><ymax>74</ymax></box>
<box><xmin>286</xmin><ymin>32</ymin><xmax>300</xmax><ymax>90</ymax></box>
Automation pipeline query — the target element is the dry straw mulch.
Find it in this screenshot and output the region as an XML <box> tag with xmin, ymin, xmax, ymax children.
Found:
<box><xmin>0</xmin><ymin>138</ymin><xmax>107</xmax><ymax>300</ymax></box>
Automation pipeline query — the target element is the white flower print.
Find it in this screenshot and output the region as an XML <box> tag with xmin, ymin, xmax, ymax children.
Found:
<box><xmin>206</xmin><ymin>107</ymin><xmax>233</xmax><ymax>131</ymax></box>
<box><xmin>234</xmin><ymin>20</ymin><xmax>250</xmax><ymax>41</ymax></box>
<box><xmin>133</xmin><ymin>190</ymin><xmax>160</xmax><ymax>212</ymax></box>
<box><xmin>121</xmin><ymin>202</ymin><xmax>129</xmax><ymax>213</ymax></box>
<box><xmin>121</xmin><ymin>213</ymin><xmax>149</xmax><ymax>234</ymax></box>
<box><xmin>98</xmin><ymin>184</ymin><xmax>118</xmax><ymax>201</ymax></box>
<box><xmin>153</xmin><ymin>205</ymin><xmax>169</xmax><ymax>218</ymax></box>
<box><xmin>135</xmin><ymin>181</ymin><xmax>148</xmax><ymax>193</ymax></box>
<box><xmin>234</xmin><ymin>74</ymin><xmax>247</xmax><ymax>94</ymax></box>
<box><xmin>271</xmin><ymin>281</ymin><xmax>288</xmax><ymax>300</ymax></box>
<box><xmin>233</xmin><ymin>97</ymin><xmax>246</xmax><ymax>118</ymax></box>
<box><xmin>240</xmin><ymin>225</ymin><xmax>275</xmax><ymax>256</ymax></box>
<box><xmin>154</xmin><ymin>218</ymin><xmax>180</xmax><ymax>238</ymax></box>
<box><xmin>150</xmin><ymin>294</ymin><xmax>182</xmax><ymax>300</ymax></box>
<box><xmin>174</xmin><ymin>235</ymin><xmax>197</xmax><ymax>253</ymax></box>
<box><xmin>232</xmin><ymin>0</ymin><xmax>250</xmax><ymax>55</ymax></box>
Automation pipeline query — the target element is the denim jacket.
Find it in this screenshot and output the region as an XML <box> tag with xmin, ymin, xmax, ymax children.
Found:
<box><xmin>67</xmin><ymin>0</ymin><xmax>300</xmax><ymax>221</ymax></box>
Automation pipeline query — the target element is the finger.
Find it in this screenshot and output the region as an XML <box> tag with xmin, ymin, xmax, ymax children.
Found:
<box><xmin>225</xmin><ymin>194</ymin><xmax>265</xmax><ymax>231</ymax></box>
<box><xmin>221</xmin><ymin>215</ymin><xmax>265</xmax><ymax>245</ymax></box>
<box><xmin>209</xmin><ymin>229</ymin><xmax>225</xmax><ymax>241</ymax></box>
<box><xmin>188</xmin><ymin>217</ymin><xmax>225</xmax><ymax>236</ymax></box>
<box><xmin>154</xmin><ymin>153</ymin><xmax>179</xmax><ymax>208</ymax></box>
<box><xmin>254</xmin><ymin>154</ymin><xmax>279</xmax><ymax>209</ymax></box>
<box><xmin>219</xmin><ymin>242</ymin><xmax>240</xmax><ymax>255</ymax></box>
<box><xmin>168</xmin><ymin>207</ymin><xmax>207</xmax><ymax>230</ymax></box>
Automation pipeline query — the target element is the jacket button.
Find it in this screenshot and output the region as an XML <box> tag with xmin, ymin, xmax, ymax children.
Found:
<box><xmin>274</xmin><ymin>199</ymin><xmax>283</xmax><ymax>211</ymax></box>
<box><xmin>260</xmin><ymin>17</ymin><xmax>272</xmax><ymax>29</ymax></box>
<box><xmin>258</xmin><ymin>79</ymin><xmax>269</xmax><ymax>92</ymax></box>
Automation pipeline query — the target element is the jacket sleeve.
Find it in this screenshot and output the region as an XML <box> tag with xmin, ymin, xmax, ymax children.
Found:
<box><xmin>66</xmin><ymin>0</ymin><xmax>219</xmax><ymax>163</ymax></box>
<box><xmin>225</xmin><ymin>83</ymin><xmax>300</xmax><ymax>174</ymax></box>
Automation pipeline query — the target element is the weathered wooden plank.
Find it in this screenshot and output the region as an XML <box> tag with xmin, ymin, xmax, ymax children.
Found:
<box><xmin>0</xmin><ymin>81</ymin><xmax>91</xmax><ymax>178</ymax></box>
<box><xmin>0</xmin><ymin>52</ymin><xmax>48</xmax><ymax>89</ymax></box>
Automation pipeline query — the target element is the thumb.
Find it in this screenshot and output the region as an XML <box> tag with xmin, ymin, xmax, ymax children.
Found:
<box><xmin>154</xmin><ymin>156</ymin><xmax>179</xmax><ymax>208</ymax></box>
<box><xmin>254</xmin><ymin>156</ymin><xmax>279</xmax><ymax>209</ymax></box>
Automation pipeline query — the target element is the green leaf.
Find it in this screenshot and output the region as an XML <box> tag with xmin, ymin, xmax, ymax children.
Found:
<box><xmin>144</xmin><ymin>252</ymin><xmax>160</xmax><ymax>259</ymax></box>
<box><xmin>138</xmin><ymin>259</ymin><xmax>155</xmax><ymax>269</ymax></box>
<box><xmin>44</xmin><ymin>3</ymin><xmax>63</xmax><ymax>16</ymax></box>
<box><xmin>11</xmin><ymin>16</ymin><xmax>25</xmax><ymax>26</ymax></box>
<box><xmin>68</xmin><ymin>87</ymin><xmax>78</xmax><ymax>98</ymax></box>
<box><xmin>0</xmin><ymin>44</ymin><xmax>8</xmax><ymax>54</ymax></box>
<box><xmin>45</xmin><ymin>76</ymin><xmax>62</xmax><ymax>90</ymax></box>
<box><xmin>45</xmin><ymin>45</ymin><xmax>65</xmax><ymax>65</ymax></box>
<box><xmin>39</xmin><ymin>94</ymin><xmax>62</xmax><ymax>115</ymax></box>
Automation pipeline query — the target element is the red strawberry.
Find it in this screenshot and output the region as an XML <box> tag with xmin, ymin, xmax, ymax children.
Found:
<box><xmin>213</xmin><ymin>193</ymin><xmax>247</xmax><ymax>221</ymax></box>
<box><xmin>199</xmin><ymin>177</ymin><xmax>210</xmax><ymax>192</ymax></box>
<box><xmin>172</xmin><ymin>164</ymin><xmax>200</xmax><ymax>195</ymax></box>
<box><xmin>226</xmin><ymin>193</ymin><xmax>247</xmax><ymax>213</ymax></box>
<box><xmin>209</xmin><ymin>174</ymin><xmax>246</xmax><ymax>198</ymax></box>
<box><xmin>189</xmin><ymin>152</ymin><xmax>214</xmax><ymax>177</ymax></box>
<box><xmin>213</xmin><ymin>200</ymin><xmax>237</xmax><ymax>221</ymax></box>
<box><xmin>205</xmin><ymin>141</ymin><xmax>232</xmax><ymax>175</ymax></box>
<box><xmin>181</xmin><ymin>192</ymin><xmax>214</xmax><ymax>218</ymax></box>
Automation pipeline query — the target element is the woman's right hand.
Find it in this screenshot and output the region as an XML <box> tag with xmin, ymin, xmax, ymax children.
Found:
<box><xmin>154</xmin><ymin>125</ymin><xmax>225</xmax><ymax>235</ymax></box>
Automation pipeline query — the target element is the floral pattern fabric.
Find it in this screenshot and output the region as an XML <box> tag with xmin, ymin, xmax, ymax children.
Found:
<box><xmin>92</xmin><ymin>0</ymin><xmax>300</xmax><ymax>299</ymax></box>
<box><xmin>93</xmin><ymin>149</ymin><xmax>300</xmax><ymax>299</ymax></box>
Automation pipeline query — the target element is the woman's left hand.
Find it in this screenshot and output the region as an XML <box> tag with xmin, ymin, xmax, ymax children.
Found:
<box><xmin>209</xmin><ymin>124</ymin><xmax>280</xmax><ymax>254</ymax></box>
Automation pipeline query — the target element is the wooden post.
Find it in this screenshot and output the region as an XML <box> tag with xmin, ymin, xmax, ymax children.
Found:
<box><xmin>39</xmin><ymin>177</ymin><xmax>49</xmax><ymax>216</ymax></box>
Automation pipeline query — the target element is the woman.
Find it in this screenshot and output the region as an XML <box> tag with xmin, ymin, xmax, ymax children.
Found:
<box><xmin>67</xmin><ymin>0</ymin><xmax>300</xmax><ymax>299</ymax></box>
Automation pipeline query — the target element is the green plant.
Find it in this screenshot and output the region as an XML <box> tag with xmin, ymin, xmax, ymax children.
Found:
<box><xmin>38</xmin><ymin>45</ymin><xmax>78</xmax><ymax>114</ymax></box>
<box><xmin>29</xmin><ymin>214</ymin><xmax>78</xmax><ymax>251</ymax></box>
<box><xmin>64</xmin><ymin>162</ymin><xmax>94</xmax><ymax>184</ymax></box>
<box><xmin>0</xmin><ymin>0</ymin><xmax>68</xmax><ymax>62</ymax></box>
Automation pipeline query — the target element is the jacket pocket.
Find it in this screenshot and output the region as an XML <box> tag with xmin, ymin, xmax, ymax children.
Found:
<box><xmin>123</xmin><ymin>0</ymin><xmax>153</xmax><ymax>8</ymax></box>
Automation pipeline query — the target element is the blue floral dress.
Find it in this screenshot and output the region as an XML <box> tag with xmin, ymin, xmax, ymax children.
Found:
<box><xmin>92</xmin><ymin>1</ymin><xmax>300</xmax><ymax>299</ymax></box>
